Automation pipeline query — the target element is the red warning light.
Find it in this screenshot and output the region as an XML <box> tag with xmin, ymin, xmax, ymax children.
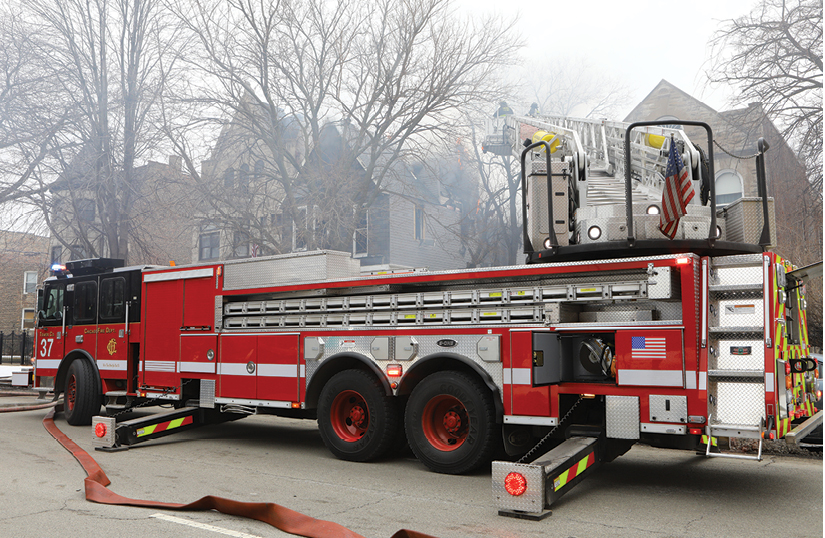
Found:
<box><xmin>94</xmin><ymin>423</ymin><xmax>107</xmax><ymax>438</ymax></box>
<box><xmin>676</xmin><ymin>257</ymin><xmax>691</xmax><ymax>265</ymax></box>
<box><xmin>504</xmin><ymin>472</ymin><xmax>527</xmax><ymax>496</ymax></box>
<box><xmin>386</xmin><ymin>364</ymin><xmax>403</xmax><ymax>377</ymax></box>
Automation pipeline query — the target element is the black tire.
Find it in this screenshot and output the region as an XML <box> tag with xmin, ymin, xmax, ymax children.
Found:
<box><xmin>317</xmin><ymin>369</ymin><xmax>398</xmax><ymax>462</ymax></box>
<box><xmin>405</xmin><ymin>371</ymin><xmax>497</xmax><ymax>474</ymax></box>
<box><xmin>63</xmin><ymin>359</ymin><xmax>101</xmax><ymax>426</ymax></box>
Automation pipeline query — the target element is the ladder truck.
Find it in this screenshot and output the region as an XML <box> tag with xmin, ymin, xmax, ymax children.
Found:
<box><xmin>32</xmin><ymin>115</ymin><xmax>820</xmax><ymax>518</ymax></box>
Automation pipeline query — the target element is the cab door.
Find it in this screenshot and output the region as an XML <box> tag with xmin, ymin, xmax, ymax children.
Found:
<box><xmin>35</xmin><ymin>281</ymin><xmax>67</xmax><ymax>375</ymax></box>
<box><xmin>96</xmin><ymin>276</ymin><xmax>129</xmax><ymax>380</ymax></box>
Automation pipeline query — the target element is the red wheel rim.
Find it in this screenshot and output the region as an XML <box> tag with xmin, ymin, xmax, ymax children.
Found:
<box><xmin>329</xmin><ymin>390</ymin><xmax>369</xmax><ymax>442</ymax></box>
<box><xmin>66</xmin><ymin>373</ymin><xmax>77</xmax><ymax>411</ymax></box>
<box><xmin>421</xmin><ymin>394</ymin><xmax>468</xmax><ymax>451</ymax></box>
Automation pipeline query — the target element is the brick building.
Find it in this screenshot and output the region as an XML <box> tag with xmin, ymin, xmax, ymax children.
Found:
<box><xmin>0</xmin><ymin>230</ymin><xmax>50</xmax><ymax>335</ymax></box>
<box><xmin>48</xmin><ymin>156</ymin><xmax>197</xmax><ymax>267</ymax></box>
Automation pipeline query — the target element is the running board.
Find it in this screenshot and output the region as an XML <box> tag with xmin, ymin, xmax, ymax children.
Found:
<box><xmin>493</xmin><ymin>436</ymin><xmax>601</xmax><ymax>518</ymax></box>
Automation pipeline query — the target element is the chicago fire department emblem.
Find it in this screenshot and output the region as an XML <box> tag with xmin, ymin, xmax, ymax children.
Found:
<box><xmin>107</xmin><ymin>338</ymin><xmax>117</xmax><ymax>356</ymax></box>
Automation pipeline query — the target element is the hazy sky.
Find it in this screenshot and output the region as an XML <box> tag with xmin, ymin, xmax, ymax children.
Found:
<box><xmin>455</xmin><ymin>0</ymin><xmax>755</xmax><ymax>117</ymax></box>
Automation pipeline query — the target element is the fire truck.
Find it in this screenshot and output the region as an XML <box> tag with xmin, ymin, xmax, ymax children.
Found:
<box><xmin>33</xmin><ymin>115</ymin><xmax>820</xmax><ymax>517</ymax></box>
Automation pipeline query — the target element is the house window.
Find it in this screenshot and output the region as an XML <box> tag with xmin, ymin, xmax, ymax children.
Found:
<box><xmin>294</xmin><ymin>206</ymin><xmax>308</xmax><ymax>251</ymax></box>
<box><xmin>233</xmin><ymin>230</ymin><xmax>250</xmax><ymax>258</ymax></box>
<box><xmin>69</xmin><ymin>244</ymin><xmax>89</xmax><ymax>260</ymax></box>
<box><xmin>715</xmin><ymin>169</ymin><xmax>743</xmax><ymax>206</ymax></box>
<box><xmin>238</xmin><ymin>163</ymin><xmax>249</xmax><ymax>194</ymax></box>
<box><xmin>22</xmin><ymin>308</ymin><xmax>35</xmax><ymax>330</ymax></box>
<box><xmin>77</xmin><ymin>198</ymin><xmax>95</xmax><ymax>222</ymax></box>
<box><xmin>414</xmin><ymin>206</ymin><xmax>425</xmax><ymax>241</ymax></box>
<box><xmin>24</xmin><ymin>271</ymin><xmax>37</xmax><ymax>294</ymax></box>
<box><xmin>50</xmin><ymin>245</ymin><xmax>62</xmax><ymax>265</ymax></box>
<box><xmin>224</xmin><ymin>167</ymin><xmax>234</xmax><ymax>189</ymax></box>
<box><xmin>199</xmin><ymin>227</ymin><xmax>220</xmax><ymax>260</ymax></box>
<box><xmin>655</xmin><ymin>115</ymin><xmax>682</xmax><ymax>129</ymax></box>
<box><xmin>353</xmin><ymin>209</ymin><xmax>368</xmax><ymax>257</ymax></box>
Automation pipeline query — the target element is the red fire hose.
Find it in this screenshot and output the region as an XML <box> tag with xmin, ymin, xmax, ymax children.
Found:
<box><xmin>41</xmin><ymin>405</ymin><xmax>437</xmax><ymax>538</ymax></box>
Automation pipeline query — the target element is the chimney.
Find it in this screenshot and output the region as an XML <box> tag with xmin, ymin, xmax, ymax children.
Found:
<box><xmin>201</xmin><ymin>159</ymin><xmax>214</xmax><ymax>178</ymax></box>
<box><xmin>168</xmin><ymin>155</ymin><xmax>183</xmax><ymax>171</ymax></box>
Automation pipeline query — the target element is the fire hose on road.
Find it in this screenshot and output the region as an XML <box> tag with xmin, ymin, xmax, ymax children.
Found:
<box><xmin>3</xmin><ymin>394</ymin><xmax>439</xmax><ymax>538</ymax></box>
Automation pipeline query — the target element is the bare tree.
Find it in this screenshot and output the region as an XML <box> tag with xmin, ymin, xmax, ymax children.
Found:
<box><xmin>0</xmin><ymin>11</ymin><xmax>70</xmax><ymax>209</ymax></box>
<box><xmin>169</xmin><ymin>0</ymin><xmax>520</xmax><ymax>259</ymax></box>
<box><xmin>708</xmin><ymin>0</ymin><xmax>822</xmax><ymax>194</ymax></box>
<box><xmin>708</xmin><ymin>0</ymin><xmax>822</xmax><ymax>347</ymax></box>
<box><xmin>11</xmin><ymin>0</ymin><xmax>186</xmax><ymax>263</ymax></box>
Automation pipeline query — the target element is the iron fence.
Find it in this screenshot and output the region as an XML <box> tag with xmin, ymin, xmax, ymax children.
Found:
<box><xmin>0</xmin><ymin>330</ymin><xmax>34</xmax><ymax>365</ymax></box>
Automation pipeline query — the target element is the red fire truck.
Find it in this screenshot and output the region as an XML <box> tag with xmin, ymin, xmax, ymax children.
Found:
<box><xmin>33</xmin><ymin>118</ymin><xmax>820</xmax><ymax>516</ymax></box>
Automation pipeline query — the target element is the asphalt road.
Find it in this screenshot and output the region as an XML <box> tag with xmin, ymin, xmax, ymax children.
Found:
<box><xmin>1</xmin><ymin>392</ymin><xmax>822</xmax><ymax>538</ymax></box>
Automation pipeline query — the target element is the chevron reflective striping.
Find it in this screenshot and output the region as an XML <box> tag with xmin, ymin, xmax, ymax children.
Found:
<box><xmin>553</xmin><ymin>451</ymin><xmax>595</xmax><ymax>492</ymax></box>
<box><xmin>701</xmin><ymin>435</ymin><xmax>718</xmax><ymax>447</ymax></box>
<box><xmin>778</xmin><ymin>418</ymin><xmax>791</xmax><ymax>438</ymax></box>
<box><xmin>136</xmin><ymin>415</ymin><xmax>194</xmax><ymax>438</ymax></box>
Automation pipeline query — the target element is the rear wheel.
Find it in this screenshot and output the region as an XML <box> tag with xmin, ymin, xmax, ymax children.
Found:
<box><xmin>405</xmin><ymin>371</ymin><xmax>497</xmax><ymax>474</ymax></box>
<box><xmin>317</xmin><ymin>369</ymin><xmax>397</xmax><ymax>462</ymax></box>
<box><xmin>63</xmin><ymin>360</ymin><xmax>101</xmax><ymax>426</ymax></box>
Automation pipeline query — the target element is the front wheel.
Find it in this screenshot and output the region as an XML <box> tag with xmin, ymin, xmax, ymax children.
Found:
<box><xmin>405</xmin><ymin>371</ymin><xmax>497</xmax><ymax>474</ymax></box>
<box><xmin>63</xmin><ymin>359</ymin><xmax>101</xmax><ymax>425</ymax></box>
<box><xmin>317</xmin><ymin>369</ymin><xmax>398</xmax><ymax>462</ymax></box>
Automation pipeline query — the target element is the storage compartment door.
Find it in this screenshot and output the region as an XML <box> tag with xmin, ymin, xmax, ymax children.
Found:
<box><xmin>142</xmin><ymin>279</ymin><xmax>183</xmax><ymax>387</ymax></box>
<box><xmin>257</xmin><ymin>334</ymin><xmax>300</xmax><ymax>403</ymax></box>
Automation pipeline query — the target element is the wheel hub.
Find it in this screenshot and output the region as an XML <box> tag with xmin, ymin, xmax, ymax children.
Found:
<box><xmin>330</xmin><ymin>390</ymin><xmax>369</xmax><ymax>442</ymax></box>
<box><xmin>443</xmin><ymin>410</ymin><xmax>461</xmax><ymax>433</ymax></box>
<box><xmin>421</xmin><ymin>395</ymin><xmax>469</xmax><ymax>451</ymax></box>
<box><xmin>348</xmin><ymin>405</ymin><xmax>366</xmax><ymax>428</ymax></box>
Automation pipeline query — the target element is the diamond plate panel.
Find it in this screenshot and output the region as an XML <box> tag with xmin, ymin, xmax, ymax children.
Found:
<box><xmin>711</xmin><ymin>297</ymin><xmax>764</xmax><ymax>328</ymax></box>
<box><xmin>709</xmin><ymin>380</ymin><xmax>765</xmax><ymax>426</ymax></box>
<box><xmin>606</xmin><ymin>395</ymin><xmax>639</xmax><ymax>439</ymax></box>
<box><xmin>215</xmin><ymin>295</ymin><xmax>223</xmax><ymax>330</ymax></box>
<box><xmin>304</xmin><ymin>334</ymin><xmax>504</xmax><ymax>395</ymax></box>
<box><xmin>579</xmin><ymin>310</ymin><xmax>652</xmax><ymax>323</ymax></box>
<box><xmin>492</xmin><ymin>461</ymin><xmax>545</xmax><ymax>513</ymax></box>
<box><xmin>648</xmin><ymin>395</ymin><xmax>687</xmax><ymax>423</ymax></box>
<box><xmin>199</xmin><ymin>379</ymin><xmax>216</xmax><ymax>408</ymax></box>
<box><xmin>528</xmin><ymin>165</ymin><xmax>570</xmax><ymax>249</ymax></box>
<box><xmin>647</xmin><ymin>267</ymin><xmax>676</xmax><ymax>300</ymax></box>
<box><xmin>223</xmin><ymin>251</ymin><xmax>361</xmax><ymax>290</ymax></box>
<box><xmin>708</xmin><ymin>338</ymin><xmax>764</xmax><ymax>371</ymax></box>
<box><xmin>710</xmin><ymin>255</ymin><xmax>764</xmax><ymax>287</ymax></box>
<box><xmin>721</xmin><ymin>197</ymin><xmax>776</xmax><ymax>247</ymax></box>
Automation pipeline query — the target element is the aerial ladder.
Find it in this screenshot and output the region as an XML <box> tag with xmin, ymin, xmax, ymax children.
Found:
<box><xmin>482</xmin><ymin>113</ymin><xmax>774</xmax><ymax>263</ymax></box>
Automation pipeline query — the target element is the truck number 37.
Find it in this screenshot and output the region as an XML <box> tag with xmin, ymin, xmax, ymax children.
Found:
<box><xmin>40</xmin><ymin>338</ymin><xmax>54</xmax><ymax>357</ymax></box>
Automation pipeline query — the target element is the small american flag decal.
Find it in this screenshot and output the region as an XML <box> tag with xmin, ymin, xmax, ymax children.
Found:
<box><xmin>631</xmin><ymin>336</ymin><xmax>667</xmax><ymax>360</ymax></box>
